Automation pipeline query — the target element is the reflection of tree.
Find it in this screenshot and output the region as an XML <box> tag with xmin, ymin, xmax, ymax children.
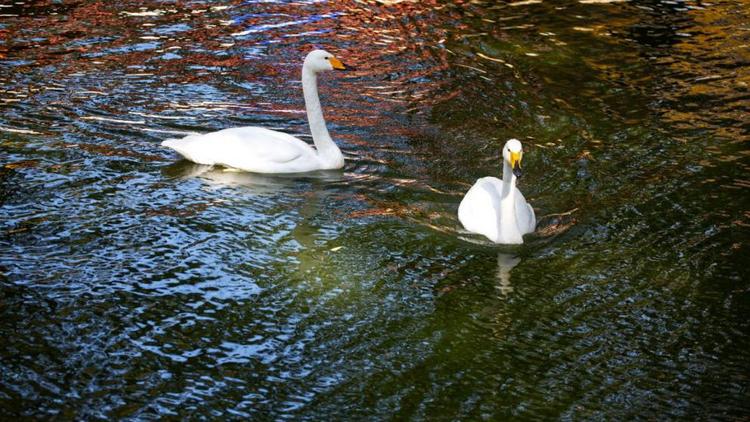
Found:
<box><xmin>4</xmin><ymin>0</ymin><xmax>746</xmax><ymax>130</ymax></box>
<box><xmin>1</xmin><ymin>1</ymin><xmax>449</xmax><ymax>83</ymax></box>
<box><xmin>574</xmin><ymin>1</ymin><xmax>750</xmax><ymax>142</ymax></box>
<box><xmin>654</xmin><ymin>3</ymin><xmax>750</xmax><ymax>142</ymax></box>
<box><xmin>0</xmin><ymin>0</ymin><xmax>460</xmax><ymax>145</ymax></box>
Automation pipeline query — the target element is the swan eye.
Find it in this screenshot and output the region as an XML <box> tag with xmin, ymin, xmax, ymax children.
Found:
<box><xmin>325</xmin><ymin>56</ymin><xmax>331</xmax><ymax>60</ymax></box>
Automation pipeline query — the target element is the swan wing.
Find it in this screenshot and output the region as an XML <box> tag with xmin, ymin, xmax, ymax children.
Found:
<box><xmin>163</xmin><ymin>127</ymin><xmax>317</xmax><ymax>172</ymax></box>
<box><xmin>458</xmin><ymin>177</ymin><xmax>503</xmax><ymax>242</ymax></box>
<box><xmin>526</xmin><ymin>203</ymin><xmax>536</xmax><ymax>234</ymax></box>
<box><xmin>513</xmin><ymin>187</ymin><xmax>537</xmax><ymax>235</ymax></box>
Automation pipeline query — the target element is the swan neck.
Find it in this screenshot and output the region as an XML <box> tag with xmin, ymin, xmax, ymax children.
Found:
<box><xmin>500</xmin><ymin>159</ymin><xmax>521</xmax><ymax>242</ymax></box>
<box><xmin>502</xmin><ymin>160</ymin><xmax>517</xmax><ymax>195</ymax></box>
<box><xmin>302</xmin><ymin>68</ymin><xmax>342</xmax><ymax>162</ymax></box>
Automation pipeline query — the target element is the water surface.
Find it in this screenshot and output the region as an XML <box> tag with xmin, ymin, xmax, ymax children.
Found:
<box><xmin>1</xmin><ymin>0</ymin><xmax>749</xmax><ymax>419</ymax></box>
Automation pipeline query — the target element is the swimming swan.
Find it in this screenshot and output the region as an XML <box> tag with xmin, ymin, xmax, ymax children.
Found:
<box><xmin>458</xmin><ymin>139</ymin><xmax>536</xmax><ymax>244</ymax></box>
<box><xmin>162</xmin><ymin>49</ymin><xmax>352</xmax><ymax>173</ymax></box>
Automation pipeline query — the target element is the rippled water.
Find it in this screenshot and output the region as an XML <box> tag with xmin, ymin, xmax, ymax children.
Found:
<box><xmin>1</xmin><ymin>0</ymin><xmax>748</xmax><ymax>419</ymax></box>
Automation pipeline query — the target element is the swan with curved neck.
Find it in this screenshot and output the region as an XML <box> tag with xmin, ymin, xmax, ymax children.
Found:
<box><xmin>458</xmin><ymin>139</ymin><xmax>536</xmax><ymax>244</ymax></box>
<box><xmin>162</xmin><ymin>49</ymin><xmax>351</xmax><ymax>173</ymax></box>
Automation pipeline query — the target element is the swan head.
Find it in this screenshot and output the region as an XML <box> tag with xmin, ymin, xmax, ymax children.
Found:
<box><xmin>502</xmin><ymin>138</ymin><xmax>524</xmax><ymax>178</ymax></box>
<box><xmin>304</xmin><ymin>49</ymin><xmax>352</xmax><ymax>73</ymax></box>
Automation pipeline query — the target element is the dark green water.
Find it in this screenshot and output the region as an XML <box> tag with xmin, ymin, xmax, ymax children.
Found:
<box><xmin>1</xmin><ymin>0</ymin><xmax>749</xmax><ymax>419</ymax></box>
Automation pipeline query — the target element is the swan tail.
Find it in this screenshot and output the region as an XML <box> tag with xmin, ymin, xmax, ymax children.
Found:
<box><xmin>162</xmin><ymin>138</ymin><xmax>175</xmax><ymax>147</ymax></box>
<box><xmin>162</xmin><ymin>137</ymin><xmax>186</xmax><ymax>148</ymax></box>
<box><xmin>161</xmin><ymin>135</ymin><xmax>215</xmax><ymax>165</ymax></box>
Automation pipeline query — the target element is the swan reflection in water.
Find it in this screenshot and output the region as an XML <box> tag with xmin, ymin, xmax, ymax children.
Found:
<box><xmin>496</xmin><ymin>253</ymin><xmax>521</xmax><ymax>297</ymax></box>
<box><xmin>161</xmin><ymin>160</ymin><xmax>346</xmax><ymax>193</ymax></box>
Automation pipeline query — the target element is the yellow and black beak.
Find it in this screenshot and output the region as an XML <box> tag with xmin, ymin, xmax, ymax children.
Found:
<box><xmin>328</xmin><ymin>56</ymin><xmax>354</xmax><ymax>71</ymax></box>
<box><xmin>510</xmin><ymin>151</ymin><xmax>523</xmax><ymax>178</ymax></box>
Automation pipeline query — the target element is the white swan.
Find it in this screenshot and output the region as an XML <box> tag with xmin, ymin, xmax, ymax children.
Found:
<box><xmin>162</xmin><ymin>49</ymin><xmax>352</xmax><ymax>173</ymax></box>
<box><xmin>458</xmin><ymin>139</ymin><xmax>536</xmax><ymax>244</ymax></box>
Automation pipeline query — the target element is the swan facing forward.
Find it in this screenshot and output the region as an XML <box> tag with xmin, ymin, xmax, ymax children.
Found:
<box><xmin>162</xmin><ymin>49</ymin><xmax>351</xmax><ymax>173</ymax></box>
<box><xmin>458</xmin><ymin>139</ymin><xmax>536</xmax><ymax>244</ymax></box>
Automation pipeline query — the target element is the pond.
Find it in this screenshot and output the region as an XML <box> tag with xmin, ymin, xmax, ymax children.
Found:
<box><xmin>1</xmin><ymin>0</ymin><xmax>748</xmax><ymax>419</ymax></box>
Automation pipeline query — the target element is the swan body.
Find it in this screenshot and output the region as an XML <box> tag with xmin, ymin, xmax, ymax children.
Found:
<box><xmin>162</xmin><ymin>49</ymin><xmax>350</xmax><ymax>173</ymax></box>
<box><xmin>458</xmin><ymin>139</ymin><xmax>536</xmax><ymax>244</ymax></box>
<box><xmin>162</xmin><ymin>126</ymin><xmax>340</xmax><ymax>173</ymax></box>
